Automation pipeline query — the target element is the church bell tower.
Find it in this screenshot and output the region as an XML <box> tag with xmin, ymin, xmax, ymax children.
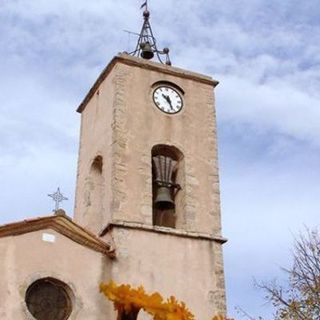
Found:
<box><xmin>74</xmin><ymin>5</ymin><xmax>226</xmax><ymax>319</ymax></box>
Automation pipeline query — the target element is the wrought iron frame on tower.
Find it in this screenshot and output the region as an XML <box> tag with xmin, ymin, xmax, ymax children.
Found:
<box><xmin>127</xmin><ymin>1</ymin><xmax>171</xmax><ymax>65</ymax></box>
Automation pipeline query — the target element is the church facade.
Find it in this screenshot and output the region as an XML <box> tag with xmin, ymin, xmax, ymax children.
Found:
<box><xmin>0</xmin><ymin>44</ymin><xmax>226</xmax><ymax>320</ymax></box>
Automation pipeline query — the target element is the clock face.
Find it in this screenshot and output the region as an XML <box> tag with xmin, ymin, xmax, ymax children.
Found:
<box><xmin>153</xmin><ymin>86</ymin><xmax>183</xmax><ymax>114</ymax></box>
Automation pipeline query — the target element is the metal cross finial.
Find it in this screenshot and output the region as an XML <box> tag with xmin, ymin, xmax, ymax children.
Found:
<box><xmin>48</xmin><ymin>187</ymin><xmax>68</xmax><ymax>212</ymax></box>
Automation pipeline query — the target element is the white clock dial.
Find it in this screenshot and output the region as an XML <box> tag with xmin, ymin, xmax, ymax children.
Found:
<box><xmin>153</xmin><ymin>86</ymin><xmax>183</xmax><ymax>114</ymax></box>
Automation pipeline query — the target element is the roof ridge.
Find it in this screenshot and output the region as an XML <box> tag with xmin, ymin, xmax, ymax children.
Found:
<box><xmin>0</xmin><ymin>215</ymin><xmax>115</xmax><ymax>258</ymax></box>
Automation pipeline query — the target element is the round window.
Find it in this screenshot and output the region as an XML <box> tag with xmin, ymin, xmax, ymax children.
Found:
<box><xmin>25</xmin><ymin>277</ymin><xmax>73</xmax><ymax>320</ymax></box>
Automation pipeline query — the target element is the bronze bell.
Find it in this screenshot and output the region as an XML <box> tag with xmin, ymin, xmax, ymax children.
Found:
<box><xmin>154</xmin><ymin>186</ymin><xmax>175</xmax><ymax>210</ymax></box>
<box><xmin>153</xmin><ymin>155</ymin><xmax>177</xmax><ymax>210</ymax></box>
<box><xmin>140</xmin><ymin>42</ymin><xmax>154</xmax><ymax>60</ymax></box>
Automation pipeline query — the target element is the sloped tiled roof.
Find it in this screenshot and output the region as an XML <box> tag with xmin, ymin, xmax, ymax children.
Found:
<box><xmin>0</xmin><ymin>212</ymin><xmax>115</xmax><ymax>258</ymax></box>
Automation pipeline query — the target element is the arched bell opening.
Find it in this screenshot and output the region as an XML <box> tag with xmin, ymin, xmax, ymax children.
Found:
<box><xmin>151</xmin><ymin>145</ymin><xmax>183</xmax><ymax>228</ymax></box>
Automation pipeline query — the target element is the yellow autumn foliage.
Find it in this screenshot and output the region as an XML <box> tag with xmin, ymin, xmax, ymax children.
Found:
<box><xmin>100</xmin><ymin>281</ymin><xmax>232</xmax><ymax>320</ymax></box>
<box><xmin>100</xmin><ymin>281</ymin><xmax>195</xmax><ymax>320</ymax></box>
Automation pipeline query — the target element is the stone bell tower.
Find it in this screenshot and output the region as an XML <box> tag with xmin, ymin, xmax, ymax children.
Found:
<box><xmin>74</xmin><ymin>5</ymin><xmax>226</xmax><ymax>319</ymax></box>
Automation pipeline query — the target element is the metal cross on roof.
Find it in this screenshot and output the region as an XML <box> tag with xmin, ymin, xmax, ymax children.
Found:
<box><xmin>48</xmin><ymin>187</ymin><xmax>68</xmax><ymax>212</ymax></box>
<box><xmin>127</xmin><ymin>0</ymin><xmax>171</xmax><ymax>65</ymax></box>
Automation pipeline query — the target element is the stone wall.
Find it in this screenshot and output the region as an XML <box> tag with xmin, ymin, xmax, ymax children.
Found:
<box><xmin>0</xmin><ymin>229</ymin><xmax>111</xmax><ymax>319</ymax></box>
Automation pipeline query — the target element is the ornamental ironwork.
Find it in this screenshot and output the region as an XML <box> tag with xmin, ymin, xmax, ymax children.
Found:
<box><xmin>127</xmin><ymin>0</ymin><xmax>171</xmax><ymax>65</ymax></box>
<box><xmin>48</xmin><ymin>187</ymin><xmax>68</xmax><ymax>212</ymax></box>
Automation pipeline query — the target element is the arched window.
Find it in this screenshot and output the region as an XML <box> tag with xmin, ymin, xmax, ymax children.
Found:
<box><xmin>25</xmin><ymin>277</ymin><xmax>73</xmax><ymax>320</ymax></box>
<box><xmin>90</xmin><ymin>155</ymin><xmax>103</xmax><ymax>219</ymax></box>
<box><xmin>83</xmin><ymin>155</ymin><xmax>104</xmax><ymax>232</ymax></box>
<box><xmin>151</xmin><ymin>145</ymin><xmax>183</xmax><ymax>228</ymax></box>
<box><xmin>91</xmin><ymin>155</ymin><xmax>103</xmax><ymax>174</ymax></box>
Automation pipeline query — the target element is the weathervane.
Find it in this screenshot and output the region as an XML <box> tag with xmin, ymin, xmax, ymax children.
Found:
<box><xmin>48</xmin><ymin>187</ymin><xmax>68</xmax><ymax>212</ymax></box>
<box><xmin>127</xmin><ymin>0</ymin><xmax>171</xmax><ymax>65</ymax></box>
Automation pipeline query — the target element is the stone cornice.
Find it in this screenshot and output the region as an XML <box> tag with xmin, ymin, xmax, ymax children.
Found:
<box><xmin>77</xmin><ymin>53</ymin><xmax>219</xmax><ymax>113</ymax></box>
<box><xmin>0</xmin><ymin>214</ymin><xmax>115</xmax><ymax>257</ymax></box>
<box><xmin>101</xmin><ymin>220</ymin><xmax>227</xmax><ymax>244</ymax></box>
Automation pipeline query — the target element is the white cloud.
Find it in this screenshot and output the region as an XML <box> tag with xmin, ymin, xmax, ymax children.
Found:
<box><xmin>217</xmin><ymin>74</ymin><xmax>320</xmax><ymax>147</ymax></box>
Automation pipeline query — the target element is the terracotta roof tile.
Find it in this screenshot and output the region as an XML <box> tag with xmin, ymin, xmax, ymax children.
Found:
<box><xmin>0</xmin><ymin>214</ymin><xmax>115</xmax><ymax>258</ymax></box>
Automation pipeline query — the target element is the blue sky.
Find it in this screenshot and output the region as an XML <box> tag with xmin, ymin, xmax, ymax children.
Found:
<box><xmin>1</xmin><ymin>1</ymin><xmax>320</xmax><ymax>318</ymax></box>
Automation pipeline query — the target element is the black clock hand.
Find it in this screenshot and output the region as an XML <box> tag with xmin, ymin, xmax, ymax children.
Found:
<box><xmin>162</xmin><ymin>93</ymin><xmax>168</xmax><ymax>101</ymax></box>
<box><xmin>166</xmin><ymin>96</ymin><xmax>173</xmax><ymax>110</ymax></box>
<box><xmin>162</xmin><ymin>94</ymin><xmax>173</xmax><ymax>110</ymax></box>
